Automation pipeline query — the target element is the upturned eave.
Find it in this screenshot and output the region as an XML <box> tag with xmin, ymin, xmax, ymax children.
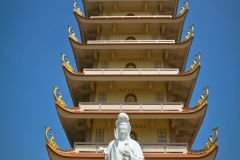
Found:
<box><xmin>82</xmin><ymin>0</ymin><xmax>179</xmax><ymax>18</ymax></box>
<box><xmin>63</xmin><ymin>62</ymin><xmax>200</xmax><ymax>107</ymax></box>
<box><xmin>69</xmin><ymin>36</ymin><xmax>194</xmax><ymax>72</ymax></box>
<box><xmin>46</xmin><ymin>141</ymin><xmax>218</xmax><ymax>160</ymax></box>
<box><xmin>74</xmin><ymin>8</ymin><xmax>188</xmax><ymax>43</ymax></box>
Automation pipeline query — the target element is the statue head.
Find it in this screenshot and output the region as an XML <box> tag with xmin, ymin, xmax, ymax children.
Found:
<box><xmin>115</xmin><ymin>113</ymin><xmax>131</xmax><ymax>140</ymax></box>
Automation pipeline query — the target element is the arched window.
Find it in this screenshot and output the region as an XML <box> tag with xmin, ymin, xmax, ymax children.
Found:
<box><xmin>130</xmin><ymin>131</ymin><xmax>137</xmax><ymax>141</ymax></box>
<box><xmin>126</xmin><ymin>13</ymin><xmax>135</xmax><ymax>16</ymax></box>
<box><xmin>125</xmin><ymin>62</ymin><xmax>136</xmax><ymax>68</ymax></box>
<box><xmin>126</xmin><ymin>36</ymin><xmax>136</xmax><ymax>40</ymax></box>
<box><xmin>125</xmin><ymin>93</ymin><xmax>137</xmax><ymax>102</ymax></box>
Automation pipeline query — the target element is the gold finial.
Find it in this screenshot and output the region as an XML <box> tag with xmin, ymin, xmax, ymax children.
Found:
<box><xmin>189</xmin><ymin>24</ymin><xmax>194</xmax><ymax>34</ymax></box>
<box><xmin>61</xmin><ymin>53</ymin><xmax>75</xmax><ymax>73</ymax></box>
<box><xmin>184</xmin><ymin>24</ymin><xmax>194</xmax><ymax>41</ymax></box>
<box><xmin>73</xmin><ymin>1</ymin><xmax>84</xmax><ymax>17</ymax></box>
<box><xmin>184</xmin><ymin>0</ymin><xmax>188</xmax><ymax>8</ymax></box>
<box><xmin>203</xmin><ymin>127</ymin><xmax>218</xmax><ymax>152</ymax></box>
<box><xmin>196</xmin><ymin>86</ymin><xmax>209</xmax><ymax>108</ymax></box>
<box><xmin>178</xmin><ymin>0</ymin><xmax>188</xmax><ymax>16</ymax></box>
<box><xmin>188</xmin><ymin>52</ymin><xmax>200</xmax><ymax>72</ymax></box>
<box><xmin>53</xmin><ymin>86</ymin><xmax>67</xmax><ymax>108</ymax></box>
<box><xmin>45</xmin><ymin>126</ymin><xmax>59</xmax><ymax>150</ymax></box>
<box><xmin>68</xmin><ymin>25</ymin><xmax>79</xmax><ymax>42</ymax></box>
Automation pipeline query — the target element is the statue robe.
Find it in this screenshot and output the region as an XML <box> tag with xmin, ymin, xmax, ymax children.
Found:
<box><xmin>102</xmin><ymin>139</ymin><xmax>144</xmax><ymax>160</ymax></box>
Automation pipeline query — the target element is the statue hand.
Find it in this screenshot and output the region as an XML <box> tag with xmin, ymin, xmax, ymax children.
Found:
<box><xmin>119</xmin><ymin>150</ymin><xmax>131</xmax><ymax>159</ymax></box>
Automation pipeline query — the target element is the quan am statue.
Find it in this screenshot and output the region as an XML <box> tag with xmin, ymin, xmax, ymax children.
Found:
<box><xmin>100</xmin><ymin>113</ymin><xmax>144</xmax><ymax>160</ymax></box>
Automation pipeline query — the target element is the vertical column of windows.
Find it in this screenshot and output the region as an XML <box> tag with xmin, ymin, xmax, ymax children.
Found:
<box><xmin>99</xmin><ymin>92</ymin><xmax>107</xmax><ymax>102</ymax></box>
<box><xmin>95</xmin><ymin>129</ymin><xmax>104</xmax><ymax>142</ymax></box>
<box><xmin>152</xmin><ymin>35</ymin><xmax>158</xmax><ymax>40</ymax></box>
<box><xmin>101</xmin><ymin>62</ymin><xmax>108</xmax><ymax>68</ymax></box>
<box><xmin>157</xmin><ymin>129</ymin><xmax>166</xmax><ymax>142</ymax></box>
<box><xmin>103</xmin><ymin>35</ymin><xmax>110</xmax><ymax>40</ymax></box>
<box><xmin>154</xmin><ymin>61</ymin><xmax>161</xmax><ymax>68</ymax></box>
<box><xmin>155</xmin><ymin>92</ymin><xmax>163</xmax><ymax>102</ymax></box>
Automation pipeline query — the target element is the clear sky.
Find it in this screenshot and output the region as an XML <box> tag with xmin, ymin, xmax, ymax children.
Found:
<box><xmin>0</xmin><ymin>0</ymin><xmax>239</xmax><ymax>159</ymax></box>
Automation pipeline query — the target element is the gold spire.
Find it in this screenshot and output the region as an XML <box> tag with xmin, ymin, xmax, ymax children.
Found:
<box><xmin>188</xmin><ymin>52</ymin><xmax>200</xmax><ymax>72</ymax></box>
<box><xmin>184</xmin><ymin>0</ymin><xmax>189</xmax><ymax>8</ymax></box>
<box><xmin>73</xmin><ymin>1</ymin><xmax>84</xmax><ymax>17</ymax></box>
<box><xmin>183</xmin><ymin>24</ymin><xmax>194</xmax><ymax>41</ymax></box>
<box><xmin>61</xmin><ymin>53</ymin><xmax>75</xmax><ymax>73</ymax></box>
<box><xmin>53</xmin><ymin>86</ymin><xmax>67</xmax><ymax>108</ymax></box>
<box><xmin>45</xmin><ymin>126</ymin><xmax>59</xmax><ymax>151</ymax></box>
<box><xmin>68</xmin><ymin>25</ymin><xmax>79</xmax><ymax>42</ymax></box>
<box><xmin>203</xmin><ymin>127</ymin><xmax>218</xmax><ymax>152</ymax></box>
<box><xmin>178</xmin><ymin>0</ymin><xmax>188</xmax><ymax>16</ymax></box>
<box><xmin>196</xmin><ymin>86</ymin><xmax>209</xmax><ymax>108</ymax></box>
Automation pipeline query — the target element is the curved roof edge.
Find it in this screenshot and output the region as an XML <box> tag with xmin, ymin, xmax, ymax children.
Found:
<box><xmin>69</xmin><ymin>33</ymin><xmax>194</xmax><ymax>50</ymax></box>
<box><xmin>55</xmin><ymin>101</ymin><xmax>207</xmax><ymax>118</ymax></box>
<box><xmin>73</xmin><ymin>8</ymin><xmax>188</xmax><ymax>23</ymax></box>
<box><xmin>62</xmin><ymin>61</ymin><xmax>200</xmax><ymax>82</ymax></box>
<box><xmin>46</xmin><ymin>142</ymin><xmax>218</xmax><ymax>159</ymax></box>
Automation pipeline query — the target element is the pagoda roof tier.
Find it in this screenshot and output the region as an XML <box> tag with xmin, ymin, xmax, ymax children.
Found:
<box><xmin>82</xmin><ymin>0</ymin><xmax>179</xmax><ymax>18</ymax></box>
<box><xmin>47</xmin><ymin>145</ymin><xmax>218</xmax><ymax>160</ymax></box>
<box><xmin>56</xmin><ymin>102</ymin><xmax>206</xmax><ymax>147</ymax></box>
<box><xmin>46</xmin><ymin>125</ymin><xmax>218</xmax><ymax>159</ymax></box>
<box><xmin>73</xmin><ymin>8</ymin><xmax>188</xmax><ymax>43</ymax></box>
<box><xmin>62</xmin><ymin>53</ymin><xmax>200</xmax><ymax>107</ymax></box>
<box><xmin>69</xmin><ymin>36</ymin><xmax>194</xmax><ymax>73</ymax></box>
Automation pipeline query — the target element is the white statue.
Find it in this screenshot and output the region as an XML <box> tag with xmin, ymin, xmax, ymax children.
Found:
<box><xmin>100</xmin><ymin>113</ymin><xmax>144</xmax><ymax>160</ymax></box>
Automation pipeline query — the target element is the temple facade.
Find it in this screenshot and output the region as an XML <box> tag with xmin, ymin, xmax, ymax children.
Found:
<box><xmin>45</xmin><ymin>0</ymin><xmax>219</xmax><ymax>159</ymax></box>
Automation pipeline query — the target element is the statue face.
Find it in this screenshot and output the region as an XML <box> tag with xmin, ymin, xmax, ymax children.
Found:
<box><xmin>118</xmin><ymin>124</ymin><xmax>129</xmax><ymax>140</ymax></box>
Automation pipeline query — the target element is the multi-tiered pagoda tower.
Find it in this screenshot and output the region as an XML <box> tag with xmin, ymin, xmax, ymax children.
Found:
<box><xmin>45</xmin><ymin>0</ymin><xmax>219</xmax><ymax>159</ymax></box>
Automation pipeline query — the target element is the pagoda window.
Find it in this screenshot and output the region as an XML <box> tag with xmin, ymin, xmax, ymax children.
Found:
<box><xmin>126</xmin><ymin>36</ymin><xmax>136</xmax><ymax>40</ymax></box>
<box><xmin>95</xmin><ymin>129</ymin><xmax>104</xmax><ymax>142</ymax></box>
<box><xmin>126</xmin><ymin>13</ymin><xmax>135</xmax><ymax>16</ymax></box>
<box><xmin>154</xmin><ymin>61</ymin><xmax>161</xmax><ymax>68</ymax></box>
<box><xmin>98</xmin><ymin>92</ymin><xmax>107</xmax><ymax>102</ymax></box>
<box><xmin>157</xmin><ymin>129</ymin><xmax>167</xmax><ymax>142</ymax></box>
<box><xmin>155</xmin><ymin>92</ymin><xmax>163</xmax><ymax>102</ymax></box>
<box><xmin>103</xmin><ymin>35</ymin><xmax>110</xmax><ymax>40</ymax></box>
<box><xmin>125</xmin><ymin>62</ymin><xmax>136</xmax><ymax>68</ymax></box>
<box><xmin>125</xmin><ymin>93</ymin><xmax>137</xmax><ymax>102</ymax></box>
<box><xmin>152</xmin><ymin>35</ymin><xmax>159</xmax><ymax>40</ymax></box>
<box><xmin>150</xmin><ymin>12</ymin><xmax>157</xmax><ymax>15</ymax></box>
<box><xmin>101</xmin><ymin>61</ymin><xmax>108</xmax><ymax>68</ymax></box>
<box><xmin>105</xmin><ymin>13</ymin><xmax>112</xmax><ymax>16</ymax></box>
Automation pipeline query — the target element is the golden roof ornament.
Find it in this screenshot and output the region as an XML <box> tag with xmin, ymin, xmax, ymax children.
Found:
<box><xmin>73</xmin><ymin>1</ymin><xmax>84</xmax><ymax>17</ymax></box>
<box><xmin>178</xmin><ymin>0</ymin><xmax>188</xmax><ymax>16</ymax></box>
<box><xmin>45</xmin><ymin>126</ymin><xmax>59</xmax><ymax>151</ymax></box>
<box><xmin>53</xmin><ymin>86</ymin><xmax>67</xmax><ymax>108</ymax></box>
<box><xmin>196</xmin><ymin>86</ymin><xmax>209</xmax><ymax>108</ymax></box>
<box><xmin>184</xmin><ymin>24</ymin><xmax>194</xmax><ymax>41</ymax></box>
<box><xmin>203</xmin><ymin>127</ymin><xmax>218</xmax><ymax>152</ymax></box>
<box><xmin>188</xmin><ymin>52</ymin><xmax>200</xmax><ymax>72</ymax></box>
<box><xmin>68</xmin><ymin>25</ymin><xmax>79</xmax><ymax>42</ymax></box>
<box><xmin>61</xmin><ymin>53</ymin><xmax>75</xmax><ymax>73</ymax></box>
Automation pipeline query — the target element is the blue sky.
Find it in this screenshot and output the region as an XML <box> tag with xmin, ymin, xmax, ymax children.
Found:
<box><xmin>0</xmin><ymin>0</ymin><xmax>239</xmax><ymax>159</ymax></box>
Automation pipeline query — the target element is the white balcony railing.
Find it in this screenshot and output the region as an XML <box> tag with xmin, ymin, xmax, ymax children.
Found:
<box><xmin>90</xmin><ymin>15</ymin><xmax>172</xmax><ymax>18</ymax></box>
<box><xmin>83</xmin><ymin>68</ymin><xmax>179</xmax><ymax>75</ymax></box>
<box><xmin>79</xmin><ymin>102</ymin><xmax>183</xmax><ymax>112</ymax></box>
<box><xmin>74</xmin><ymin>142</ymin><xmax>188</xmax><ymax>154</ymax></box>
<box><xmin>87</xmin><ymin>40</ymin><xmax>175</xmax><ymax>44</ymax></box>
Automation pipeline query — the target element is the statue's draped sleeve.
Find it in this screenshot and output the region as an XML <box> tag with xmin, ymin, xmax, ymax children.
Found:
<box><xmin>103</xmin><ymin>140</ymin><xmax>118</xmax><ymax>160</ymax></box>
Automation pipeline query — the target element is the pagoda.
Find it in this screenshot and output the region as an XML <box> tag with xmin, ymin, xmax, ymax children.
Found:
<box><xmin>45</xmin><ymin>0</ymin><xmax>219</xmax><ymax>159</ymax></box>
